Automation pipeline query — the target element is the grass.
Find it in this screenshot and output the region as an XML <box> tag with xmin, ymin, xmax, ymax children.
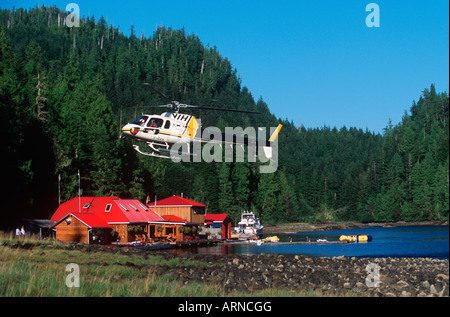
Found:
<box><xmin>0</xmin><ymin>232</ymin><xmax>356</xmax><ymax>297</ymax></box>
<box><xmin>0</xmin><ymin>243</ymin><xmax>224</xmax><ymax>297</ymax></box>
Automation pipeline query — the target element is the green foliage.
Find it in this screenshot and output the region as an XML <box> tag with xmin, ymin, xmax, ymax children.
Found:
<box><xmin>0</xmin><ymin>7</ymin><xmax>448</xmax><ymax>226</ymax></box>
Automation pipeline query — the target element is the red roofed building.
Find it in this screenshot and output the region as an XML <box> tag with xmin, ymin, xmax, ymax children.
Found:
<box><xmin>50</xmin><ymin>197</ymin><xmax>166</xmax><ymax>244</ymax></box>
<box><xmin>148</xmin><ymin>195</ymin><xmax>206</xmax><ymax>225</ymax></box>
<box><xmin>205</xmin><ymin>214</ymin><xmax>232</xmax><ymax>239</ymax></box>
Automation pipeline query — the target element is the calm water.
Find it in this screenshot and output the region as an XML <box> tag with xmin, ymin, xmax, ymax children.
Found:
<box><xmin>171</xmin><ymin>226</ymin><xmax>449</xmax><ymax>259</ymax></box>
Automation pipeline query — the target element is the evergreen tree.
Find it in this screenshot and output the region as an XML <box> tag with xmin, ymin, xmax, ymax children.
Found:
<box><xmin>1</xmin><ymin>7</ymin><xmax>448</xmax><ymax>225</ymax></box>
<box><xmin>257</xmin><ymin>172</ymin><xmax>278</xmax><ymax>223</ymax></box>
<box><xmin>217</xmin><ymin>163</ymin><xmax>234</xmax><ymax>209</ymax></box>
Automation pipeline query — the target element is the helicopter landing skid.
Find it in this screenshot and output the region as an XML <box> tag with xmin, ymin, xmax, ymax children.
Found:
<box><xmin>133</xmin><ymin>145</ymin><xmax>172</xmax><ymax>159</ymax></box>
<box><xmin>132</xmin><ymin>144</ymin><xmax>195</xmax><ymax>161</ymax></box>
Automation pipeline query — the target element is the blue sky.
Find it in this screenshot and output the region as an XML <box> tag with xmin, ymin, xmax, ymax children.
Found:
<box><xmin>2</xmin><ymin>0</ymin><xmax>449</xmax><ymax>133</ymax></box>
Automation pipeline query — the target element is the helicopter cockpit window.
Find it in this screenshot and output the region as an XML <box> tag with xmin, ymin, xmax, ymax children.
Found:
<box><xmin>164</xmin><ymin>120</ymin><xmax>171</xmax><ymax>129</ymax></box>
<box><xmin>130</xmin><ymin>116</ymin><xmax>149</xmax><ymax>127</ymax></box>
<box><xmin>147</xmin><ymin>118</ymin><xmax>163</xmax><ymax>128</ymax></box>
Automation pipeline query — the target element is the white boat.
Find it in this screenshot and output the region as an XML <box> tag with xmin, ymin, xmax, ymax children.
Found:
<box><xmin>235</xmin><ymin>211</ymin><xmax>264</xmax><ymax>237</ymax></box>
<box><xmin>249</xmin><ymin>239</ymin><xmax>264</xmax><ymax>245</ymax></box>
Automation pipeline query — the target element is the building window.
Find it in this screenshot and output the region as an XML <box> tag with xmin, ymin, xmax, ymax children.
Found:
<box><xmin>105</xmin><ymin>204</ymin><xmax>112</xmax><ymax>212</ymax></box>
<box><xmin>193</xmin><ymin>207</ymin><xmax>205</xmax><ymax>215</ymax></box>
<box><xmin>165</xmin><ymin>227</ymin><xmax>174</xmax><ymax>235</ymax></box>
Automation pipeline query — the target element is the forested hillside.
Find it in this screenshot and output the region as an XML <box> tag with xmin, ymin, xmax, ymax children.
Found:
<box><xmin>1</xmin><ymin>6</ymin><xmax>448</xmax><ymax>226</ymax></box>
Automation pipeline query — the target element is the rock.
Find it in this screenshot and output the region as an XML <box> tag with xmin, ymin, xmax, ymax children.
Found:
<box><xmin>401</xmin><ymin>290</ymin><xmax>412</xmax><ymax>297</ymax></box>
<box><xmin>438</xmin><ymin>285</ymin><xmax>448</xmax><ymax>297</ymax></box>
<box><xmin>430</xmin><ymin>284</ymin><xmax>438</xmax><ymax>295</ymax></box>
<box><xmin>343</xmin><ymin>282</ymin><xmax>351</xmax><ymax>289</ymax></box>
<box><xmin>262</xmin><ymin>273</ymin><xmax>271</xmax><ymax>283</ymax></box>
<box><xmin>396</xmin><ymin>280</ymin><xmax>409</xmax><ymax>288</ymax></box>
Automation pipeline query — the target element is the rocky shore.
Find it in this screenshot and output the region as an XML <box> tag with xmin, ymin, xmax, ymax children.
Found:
<box><xmin>49</xmin><ymin>242</ymin><xmax>450</xmax><ymax>297</ymax></box>
<box><xmin>14</xmin><ymin>240</ymin><xmax>448</xmax><ymax>297</ymax></box>
<box><xmin>146</xmin><ymin>252</ymin><xmax>448</xmax><ymax>297</ymax></box>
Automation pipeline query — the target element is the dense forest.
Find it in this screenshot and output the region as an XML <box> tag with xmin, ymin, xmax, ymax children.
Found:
<box><xmin>1</xmin><ymin>6</ymin><xmax>448</xmax><ymax>227</ymax></box>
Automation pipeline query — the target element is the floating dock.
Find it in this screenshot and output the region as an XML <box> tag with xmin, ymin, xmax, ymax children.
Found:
<box><xmin>220</xmin><ymin>240</ymin><xmax>350</xmax><ymax>246</ymax></box>
<box><xmin>173</xmin><ymin>240</ymin><xmax>218</xmax><ymax>248</ymax></box>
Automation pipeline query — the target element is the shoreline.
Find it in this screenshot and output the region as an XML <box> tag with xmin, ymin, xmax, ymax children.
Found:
<box><xmin>167</xmin><ymin>253</ymin><xmax>449</xmax><ymax>297</ymax></box>
<box><xmin>2</xmin><ymin>236</ymin><xmax>448</xmax><ymax>297</ymax></box>
<box><xmin>263</xmin><ymin>220</ymin><xmax>449</xmax><ymax>234</ymax></box>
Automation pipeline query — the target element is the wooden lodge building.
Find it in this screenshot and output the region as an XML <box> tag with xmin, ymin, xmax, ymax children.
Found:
<box><xmin>50</xmin><ymin>195</ymin><xmax>232</xmax><ymax>245</ymax></box>
<box><xmin>50</xmin><ymin>196</ymin><xmax>193</xmax><ymax>244</ymax></box>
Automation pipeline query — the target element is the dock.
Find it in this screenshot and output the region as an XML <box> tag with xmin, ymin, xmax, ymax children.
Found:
<box><xmin>117</xmin><ymin>239</ymin><xmax>218</xmax><ymax>251</ymax></box>
<box><xmin>219</xmin><ymin>240</ymin><xmax>350</xmax><ymax>246</ymax></box>
<box><xmin>173</xmin><ymin>240</ymin><xmax>218</xmax><ymax>248</ymax></box>
<box><xmin>127</xmin><ymin>239</ymin><xmax>350</xmax><ymax>251</ymax></box>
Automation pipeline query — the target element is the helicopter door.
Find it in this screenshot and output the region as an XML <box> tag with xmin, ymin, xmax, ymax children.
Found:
<box><xmin>146</xmin><ymin>118</ymin><xmax>163</xmax><ymax>134</ymax></box>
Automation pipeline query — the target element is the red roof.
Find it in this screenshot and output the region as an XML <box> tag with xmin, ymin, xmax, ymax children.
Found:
<box><xmin>50</xmin><ymin>197</ymin><xmax>164</xmax><ymax>227</ymax></box>
<box><xmin>149</xmin><ymin>195</ymin><xmax>206</xmax><ymax>207</ymax></box>
<box><xmin>205</xmin><ymin>214</ymin><xmax>229</xmax><ymax>223</ymax></box>
<box><xmin>53</xmin><ymin>212</ymin><xmax>112</xmax><ymax>228</ymax></box>
<box><xmin>50</xmin><ymin>197</ymin><xmax>103</xmax><ymax>222</ymax></box>
<box><xmin>162</xmin><ymin>215</ymin><xmax>189</xmax><ymax>223</ymax></box>
<box><xmin>113</xmin><ymin>199</ymin><xmax>164</xmax><ymax>223</ymax></box>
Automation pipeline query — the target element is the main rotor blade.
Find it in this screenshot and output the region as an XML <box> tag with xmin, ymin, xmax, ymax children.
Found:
<box><xmin>120</xmin><ymin>105</ymin><xmax>170</xmax><ymax>109</ymax></box>
<box><xmin>143</xmin><ymin>83</ymin><xmax>172</xmax><ymax>104</ymax></box>
<box><xmin>186</xmin><ymin>105</ymin><xmax>259</xmax><ymax>114</ymax></box>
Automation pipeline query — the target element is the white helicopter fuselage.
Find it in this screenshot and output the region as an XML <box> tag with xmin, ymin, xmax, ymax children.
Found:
<box><xmin>121</xmin><ymin>112</ymin><xmax>199</xmax><ymax>145</ymax></box>
<box><xmin>121</xmin><ymin>110</ymin><xmax>282</xmax><ymax>160</ymax></box>
<box><xmin>121</xmin><ymin>83</ymin><xmax>282</xmax><ymax>160</ymax></box>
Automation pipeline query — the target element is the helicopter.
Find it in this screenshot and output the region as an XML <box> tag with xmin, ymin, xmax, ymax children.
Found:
<box><xmin>121</xmin><ymin>83</ymin><xmax>282</xmax><ymax>161</ymax></box>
